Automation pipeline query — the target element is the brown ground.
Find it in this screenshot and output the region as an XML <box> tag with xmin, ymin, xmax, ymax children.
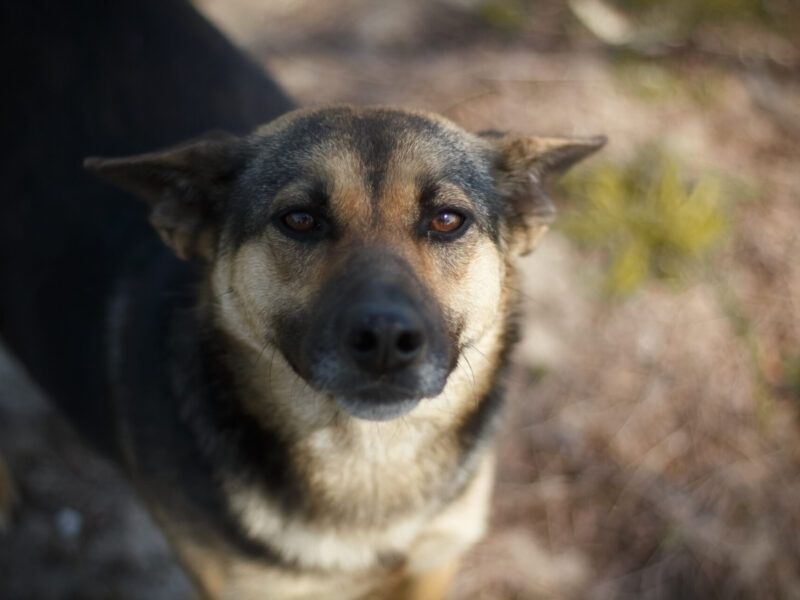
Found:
<box><xmin>2</xmin><ymin>1</ymin><xmax>800</xmax><ymax>598</ymax></box>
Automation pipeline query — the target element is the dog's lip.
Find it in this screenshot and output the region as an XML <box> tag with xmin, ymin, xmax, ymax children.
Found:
<box><xmin>344</xmin><ymin>381</ymin><xmax>422</xmax><ymax>402</ymax></box>
<box><xmin>328</xmin><ymin>380</ymin><xmax>425</xmax><ymax>421</ymax></box>
<box><xmin>333</xmin><ymin>394</ymin><xmax>421</xmax><ymax>422</ymax></box>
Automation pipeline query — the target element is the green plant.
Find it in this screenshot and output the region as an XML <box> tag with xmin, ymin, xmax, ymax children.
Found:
<box><xmin>612</xmin><ymin>59</ymin><xmax>722</xmax><ymax>107</ymax></box>
<box><xmin>559</xmin><ymin>150</ymin><xmax>728</xmax><ymax>296</ymax></box>
<box><xmin>476</xmin><ymin>0</ymin><xmax>527</xmax><ymax>32</ymax></box>
<box><xmin>608</xmin><ymin>0</ymin><xmax>797</xmax><ymax>43</ymax></box>
<box><xmin>780</xmin><ymin>355</ymin><xmax>800</xmax><ymax>402</ymax></box>
<box><xmin>614</xmin><ymin>0</ymin><xmax>775</xmax><ymax>27</ymax></box>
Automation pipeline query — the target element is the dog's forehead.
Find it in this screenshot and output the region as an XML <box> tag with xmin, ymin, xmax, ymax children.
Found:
<box><xmin>257</xmin><ymin>107</ymin><xmax>471</xmax><ymax>157</ymax></box>
<box><xmin>262</xmin><ymin>108</ymin><xmax>491</xmax><ymax>190</ymax></box>
<box><xmin>227</xmin><ymin>107</ymin><xmax>499</xmax><ymax>242</ymax></box>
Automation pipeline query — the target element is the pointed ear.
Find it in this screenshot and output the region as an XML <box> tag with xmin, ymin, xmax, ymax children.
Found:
<box><xmin>483</xmin><ymin>132</ymin><xmax>606</xmax><ymax>255</ymax></box>
<box><xmin>84</xmin><ymin>132</ymin><xmax>246</xmax><ymax>261</ymax></box>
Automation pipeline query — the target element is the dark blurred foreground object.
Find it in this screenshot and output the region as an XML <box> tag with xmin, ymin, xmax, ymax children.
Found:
<box><xmin>0</xmin><ymin>2</ymin><xmax>290</xmax><ymax>594</ymax></box>
<box><xmin>0</xmin><ymin>454</ymin><xmax>19</xmax><ymax>532</ymax></box>
<box><xmin>0</xmin><ymin>0</ymin><xmax>292</xmax><ymax>457</ymax></box>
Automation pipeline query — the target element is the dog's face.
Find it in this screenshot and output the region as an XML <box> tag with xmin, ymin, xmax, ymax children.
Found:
<box><xmin>87</xmin><ymin>107</ymin><xmax>603</xmax><ymax>421</ymax></box>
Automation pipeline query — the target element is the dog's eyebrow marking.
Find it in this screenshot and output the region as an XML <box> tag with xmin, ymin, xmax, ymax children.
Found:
<box><xmin>416</xmin><ymin>180</ymin><xmax>472</xmax><ymax>219</ymax></box>
<box><xmin>417</xmin><ymin>179</ymin><xmax>440</xmax><ymax>211</ymax></box>
<box><xmin>270</xmin><ymin>179</ymin><xmax>330</xmax><ymax>213</ymax></box>
<box><xmin>307</xmin><ymin>181</ymin><xmax>329</xmax><ymax>206</ymax></box>
<box><xmin>291</xmin><ymin>179</ymin><xmax>329</xmax><ymax>208</ymax></box>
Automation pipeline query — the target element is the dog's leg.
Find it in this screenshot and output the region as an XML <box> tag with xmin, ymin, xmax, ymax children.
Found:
<box><xmin>162</xmin><ymin>536</ymin><xmax>229</xmax><ymax>600</ymax></box>
<box><xmin>394</xmin><ymin>560</ymin><xmax>459</xmax><ymax>600</ymax></box>
<box><xmin>0</xmin><ymin>453</ymin><xmax>19</xmax><ymax>532</ymax></box>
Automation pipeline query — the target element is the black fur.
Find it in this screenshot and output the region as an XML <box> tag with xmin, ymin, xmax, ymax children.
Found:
<box><xmin>0</xmin><ymin>0</ymin><xmax>292</xmax><ymax>457</ymax></box>
<box><xmin>107</xmin><ymin>241</ymin><xmax>287</xmax><ymax>563</ymax></box>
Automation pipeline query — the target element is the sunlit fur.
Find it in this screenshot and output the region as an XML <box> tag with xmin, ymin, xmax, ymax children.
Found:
<box><xmin>86</xmin><ymin>105</ymin><xmax>604</xmax><ymax>599</ymax></box>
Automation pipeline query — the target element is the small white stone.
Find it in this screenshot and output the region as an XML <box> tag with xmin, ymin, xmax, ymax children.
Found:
<box><xmin>55</xmin><ymin>507</ymin><xmax>83</xmax><ymax>540</ymax></box>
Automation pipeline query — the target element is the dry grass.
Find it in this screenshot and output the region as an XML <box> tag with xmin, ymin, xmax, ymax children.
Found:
<box><xmin>2</xmin><ymin>1</ymin><xmax>799</xmax><ymax>598</ymax></box>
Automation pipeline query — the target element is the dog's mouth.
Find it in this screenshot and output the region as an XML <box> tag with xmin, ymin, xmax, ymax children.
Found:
<box><xmin>275</xmin><ymin>344</ymin><xmax>440</xmax><ymax>418</ymax></box>
<box><xmin>315</xmin><ymin>366</ymin><xmax>449</xmax><ymax>421</ymax></box>
<box><xmin>296</xmin><ymin>351</ymin><xmax>452</xmax><ymax>421</ymax></box>
<box><xmin>333</xmin><ymin>386</ymin><xmax>423</xmax><ymax>421</ymax></box>
<box><xmin>278</xmin><ymin>344</ymin><xmax>449</xmax><ymax>421</ymax></box>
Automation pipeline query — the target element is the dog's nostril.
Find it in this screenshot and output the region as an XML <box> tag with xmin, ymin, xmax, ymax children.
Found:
<box><xmin>396</xmin><ymin>330</ymin><xmax>422</xmax><ymax>355</ymax></box>
<box><xmin>350</xmin><ymin>329</ymin><xmax>378</xmax><ymax>354</ymax></box>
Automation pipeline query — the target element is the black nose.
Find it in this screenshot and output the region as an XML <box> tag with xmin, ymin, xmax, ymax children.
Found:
<box><xmin>344</xmin><ymin>304</ymin><xmax>426</xmax><ymax>375</ymax></box>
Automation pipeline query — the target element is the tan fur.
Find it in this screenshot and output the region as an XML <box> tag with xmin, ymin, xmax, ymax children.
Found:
<box><xmin>394</xmin><ymin>562</ymin><xmax>459</xmax><ymax>600</ymax></box>
<box><xmin>170</xmin><ymin>537</ymin><xmax>230</xmax><ymax>600</ymax></box>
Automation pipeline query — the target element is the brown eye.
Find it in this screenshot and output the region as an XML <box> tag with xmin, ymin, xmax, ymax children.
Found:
<box><xmin>429</xmin><ymin>211</ymin><xmax>464</xmax><ymax>234</ymax></box>
<box><xmin>282</xmin><ymin>211</ymin><xmax>316</xmax><ymax>233</ymax></box>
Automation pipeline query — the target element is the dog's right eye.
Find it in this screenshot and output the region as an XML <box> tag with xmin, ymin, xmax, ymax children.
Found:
<box><xmin>283</xmin><ymin>211</ymin><xmax>316</xmax><ymax>233</ymax></box>
<box><xmin>275</xmin><ymin>208</ymin><xmax>330</xmax><ymax>241</ymax></box>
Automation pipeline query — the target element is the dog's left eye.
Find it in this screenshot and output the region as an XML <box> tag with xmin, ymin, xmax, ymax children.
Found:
<box><xmin>428</xmin><ymin>210</ymin><xmax>466</xmax><ymax>237</ymax></box>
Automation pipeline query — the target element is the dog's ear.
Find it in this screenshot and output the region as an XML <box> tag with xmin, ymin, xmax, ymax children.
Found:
<box><xmin>482</xmin><ymin>132</ymin><xmax>606</xmax><ymax>255</ymax></box>
<box><xmin>84</xmin><ymin>132</ymin><xmax>246</xmax><ymax>261</ymax></box>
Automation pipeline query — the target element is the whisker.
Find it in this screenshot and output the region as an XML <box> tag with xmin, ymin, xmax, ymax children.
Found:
<box><xmin>464</xmin><ymin>342</ymin><xmax>491</xmax><ymax>364</ymax></box>
<box><xmin>462</xmin><ymin>353</ymin><xmax>477</xmax><ymax>391</ymax></box>
<box><xmin>266</xmin><ymin>346</ymin><xmax>278</xmax><ymax>392</ymax></box>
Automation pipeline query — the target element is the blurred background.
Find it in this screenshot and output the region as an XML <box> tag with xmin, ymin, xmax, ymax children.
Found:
<box><xmin>1</xmin><ymin>0</ymin><xmax>799</xmax><ymax>598</ymax></box>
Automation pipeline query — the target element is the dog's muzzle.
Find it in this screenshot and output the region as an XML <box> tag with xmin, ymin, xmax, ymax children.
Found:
<box><xmin>286</xmin><ymin>259</ymin><xmax>454</xmax><ymax>421</ymax></box>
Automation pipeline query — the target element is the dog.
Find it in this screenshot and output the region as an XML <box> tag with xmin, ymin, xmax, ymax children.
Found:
<box><xmin>0</xmin><ymin>2</ymin><xmax>604</xmax><ymax>599</ymax></box>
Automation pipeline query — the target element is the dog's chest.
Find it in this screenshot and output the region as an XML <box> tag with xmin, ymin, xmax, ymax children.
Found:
<box><xmin>223</xmin><ymin>420</ymin><xmax>468</xmax><ymax>572</ymax></box>
<box><xmin>178</xmin><ymin>450</ymin><xmax>495</xmax><ymax>600</ymax></box>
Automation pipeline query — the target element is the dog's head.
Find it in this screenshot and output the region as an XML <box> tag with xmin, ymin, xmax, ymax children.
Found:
<box><xmin>87</xmin><ymin>107</ymin><xmax>603</xmax><ymax>421</ymax></box>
